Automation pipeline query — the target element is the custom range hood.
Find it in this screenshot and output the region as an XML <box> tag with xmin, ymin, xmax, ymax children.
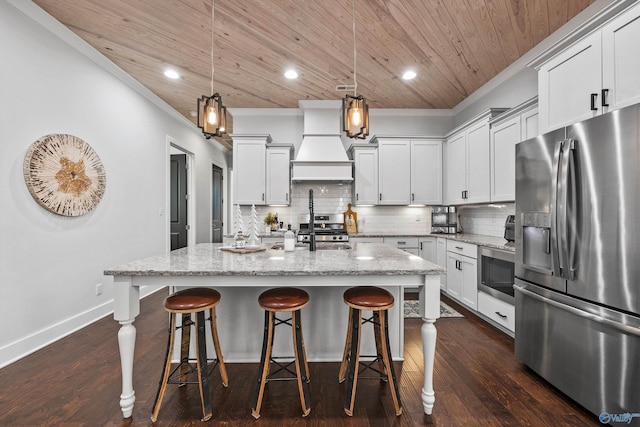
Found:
<box><xmin>291</xmin><ymin>100</ymin><xmax>354</xmax><ymax>181</ymax></box>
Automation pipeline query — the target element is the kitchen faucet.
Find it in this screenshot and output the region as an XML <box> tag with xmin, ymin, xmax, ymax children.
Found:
<box><xmin>308</xmin><ymin>189</ymin><xmax>316</xmax><ymax>251</ymax></box>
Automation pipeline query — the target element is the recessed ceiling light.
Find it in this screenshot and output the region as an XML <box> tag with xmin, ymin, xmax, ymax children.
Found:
<box><xmin>284</xmin><ymin>69</ymin><xmax>299</xmax><ymax>79</ymax></box>
<box><xmin>164</xmin><ymin>69</ymin><xmax>180</xmax><ymax>79</ymax></box>
<box><xmin>402</xmin><ymin>70</ymin><xmax>417</xmax><ymax>80</ymax></box>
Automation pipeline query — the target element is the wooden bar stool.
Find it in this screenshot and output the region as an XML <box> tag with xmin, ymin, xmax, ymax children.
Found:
<box><xmin>251</xmin><ymin>287</ymin><xmax>311</xmax><ymax>419</ymax></box>
<box><xmin>338</xmin><ymin>286</ymin><xmax>402</xmax><ymax>416</ymax></box>
<box><xmin>151</xmin><ymin>288</ymin><xmax>228</xmax><ymax>422</ymax></box>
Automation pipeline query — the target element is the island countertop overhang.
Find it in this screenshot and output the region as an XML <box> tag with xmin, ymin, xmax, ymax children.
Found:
<box><xmin>104</xmin><ymin>243</ymin><xmax>445</xmax><ymax>277</ymax></box>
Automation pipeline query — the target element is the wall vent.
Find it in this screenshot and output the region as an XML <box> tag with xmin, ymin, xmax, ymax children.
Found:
<box><xmin>335</xmin><ymin>84</ymin><xmax>356</xmax><ymax>91</ymax></box>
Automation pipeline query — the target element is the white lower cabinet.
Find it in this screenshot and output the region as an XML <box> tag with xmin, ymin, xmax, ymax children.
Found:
<box><xmin>384</xmin><ymin>237</ymin><xmax>419</xmax><ymax>254</ymax></box>
<box><xmin>446</xmin><ymin>241</ymin><xmax>478</xmax><ymax>310</ymax></box>
<box><xmin>477</xmin><ymin>291</ymin><xmax>515</xmax><ymax>334</ymax></box>
<box><xmin>419</xmin><ymin>237</ymin><xmax>436</xmax><ymax>262</ymax></box>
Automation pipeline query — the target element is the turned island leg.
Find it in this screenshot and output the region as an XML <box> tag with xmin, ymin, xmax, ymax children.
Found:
<box><xmin>113</xmin><ymin>277</ymin><xmax>141</xmax><ymax>418</ymax></box>
<box><xmin>419</xmin><ymin>275</ymin><xmax>440</xmax><ymax>415</ymax></box>
<box><xmin>118</xmin><ymin>319</ymin><xmax>137</xmax><ymax>417</ymax></box>
<box><xmin>421</xmin><ymin>318</ymin><xmax>437</xmax><ymax>414</ymax></box>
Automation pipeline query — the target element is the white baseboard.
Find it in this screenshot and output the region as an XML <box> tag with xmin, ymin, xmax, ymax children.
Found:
<box><xmin>0</xmin><ymin>286</ymin><xmax>163</xmax><ymax>369</ymax></box>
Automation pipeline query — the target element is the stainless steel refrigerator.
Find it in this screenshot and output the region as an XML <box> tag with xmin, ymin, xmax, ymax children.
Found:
<box><xmin>515</xmin><ymin>103</ymin><xmax>640</xmax><ymax>418</ymax></box>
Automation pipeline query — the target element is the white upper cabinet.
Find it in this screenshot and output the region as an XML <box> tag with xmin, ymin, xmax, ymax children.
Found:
<box><xmin>465</xmin><ymin>120</ymin><xmax>492</xmax><ymax>204</ymax></box>
<box><xmin>536</xmin><ymin>2</ymin><xmax>640</xmax><ymax>133</ymax></box>
<box><xmin>378</xmin><ymin>138</ymin><xmax>411</xmax><ymax>205</ymax></box>
<box><xmin>602</xmin><ymin>3</ymin><xmax>640</xmax><ymax>111</ymax></box>
<box><xmin>411</xmin><ymin>140</ymin><xmax>442</xmax><ymax>205</ymax></box>
<box><xmin>538</xmin><ymin>31</ymin><xmax>602</xmax><ymax>132</ymax></box>
<box><xmin>349</xmin><ymin>144</ymin><xmax>378</xmax><ymax>205</ymax></box>
<box><xmin>233</xmin><ymin>135</ymin><xmax>292</xmax><ymax>205</ymax></box>
<box><xmin>489</xmin><ymin>98</ymin><xmax>538</xmax><ymax>202</ymax></box>
<box><xmin>367</xmin><ymin>137</ymin><xmax>442</xmax><ymax>206</ymax></box>
<box><xmin>445</xmin><ymin>132</ymin><xmax>467</xmax><ymax>205</ymax></box>
<box><xmin>233</xmin><ymin>136</ymin><xmax>267</xmax><ymax>205</ymax></box>
<box><xmin>265</xmin><ymin>145</ymin><xmax>292</xmax><ymax>205</ymax></box>
<box><xmin>490</xmin><ymin>116</ymin><xmax>520</xmax><ymax>202</ymax></box>
<box><xmin>521</xmin><ymin>107</ymin><xmax>539</xmax><ymax>139</ymax></box>
<box><xmin>445</xmin><ymin>110</ymin><xmax>505</xmax><ymax>205</ymax></box>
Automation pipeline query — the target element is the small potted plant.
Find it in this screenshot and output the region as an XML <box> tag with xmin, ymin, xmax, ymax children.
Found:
<box><xmin>263</xmin><ymin>212</ymin><xmax>277</xmax><ymax>232</ymax></box>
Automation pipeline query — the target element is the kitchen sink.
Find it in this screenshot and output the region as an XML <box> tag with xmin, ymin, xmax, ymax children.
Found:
<box><xmin>270</xmin><ymin>242</ymin><xmax>352</xmax><ymax>251</ymax></box>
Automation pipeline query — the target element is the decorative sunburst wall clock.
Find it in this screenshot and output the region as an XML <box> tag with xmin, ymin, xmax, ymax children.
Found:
<box><xmin>23</xmin><ymin>134</ymin><xmax>106</xmax><ymax>216</ymax></box>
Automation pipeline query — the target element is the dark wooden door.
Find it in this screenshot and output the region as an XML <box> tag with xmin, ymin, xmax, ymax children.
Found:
<box><xmin>212</xmin><ymin>164</ymin><xmax>223</xmax><ymax>243</ymax></box>
<box><xmin>170</xmin><ymin>154</ymin><xmax>188</xmax><ymax>250</ymax></box>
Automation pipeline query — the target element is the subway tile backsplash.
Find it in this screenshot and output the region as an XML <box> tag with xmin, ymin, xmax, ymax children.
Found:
<box><xmin>457</xmin><ymin>203</ymin><xmax>515</xmax><ymax>237</ymax></box>
<box><xmin>234</xmin><ymin>183</ymin><xmax>431</xmax><ymax>234</ymax></box>
<box><xmin>233</xmin><ymin>182</ymin><xmax>514</xmax><ymax>238</ymax></box>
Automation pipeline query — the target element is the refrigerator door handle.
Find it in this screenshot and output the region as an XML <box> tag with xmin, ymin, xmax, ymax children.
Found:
<box><xmin>566</xmin><ymin>139</ymin><xmax>578</xmax><ymax>280</ymax></box>
<box><xmin>557</xmin><ymin>139</ymin><xmax>573</xmax><ymax>279</ymax></box>
<box><xmin>550</xmin><ymin>140</ymin><xmax>564</xmax><ymax>278</ymax></box>
<box><xmin>514</xmin><ymin>284</ymin><xmax>640</xmax><ymax>337</ymax></box>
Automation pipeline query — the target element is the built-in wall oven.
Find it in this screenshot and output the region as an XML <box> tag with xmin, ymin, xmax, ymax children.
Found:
<box><xmin>478</xmin><ymin>247</ymin><xmax>515</xmax><ymax>303</ymax></box>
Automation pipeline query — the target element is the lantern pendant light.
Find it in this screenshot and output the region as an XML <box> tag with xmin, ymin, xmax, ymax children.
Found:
<box><xmin>342</xmin><ymin>0</ymin><xmax>369</xmax><ymax>139</ymax></box>
<box><xmin>197</xmin><ymin>0</ymin><xmax>227</xmax><ymax>138</ymax></box>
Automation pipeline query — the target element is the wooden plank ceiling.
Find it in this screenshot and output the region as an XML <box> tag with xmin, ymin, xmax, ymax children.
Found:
<box><xmin>33</xmin><ymin>0</ymin><xmax>593</xmax><ymax>147</ymax></box>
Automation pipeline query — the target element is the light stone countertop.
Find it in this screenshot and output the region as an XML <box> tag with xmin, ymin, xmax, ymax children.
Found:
<box><xmin>351</xmin><ymin>232</ymin><xmax>514</xmax><ymax>252</ymax></box>
<box><xmin>104</xmin><ymin>242</ymin><xmax>445</xmax><ymax>277</ymax></box>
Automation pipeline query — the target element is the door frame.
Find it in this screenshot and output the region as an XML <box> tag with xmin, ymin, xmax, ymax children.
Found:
<box><xmin>210</xmin><ymin>158</ymin><xmax>226</xmax><ymax>243</ymax></box>
<box><xmin>167</xmin><ymin>136</ymin><xmax>195</xmax><ymax>251</ymax></box>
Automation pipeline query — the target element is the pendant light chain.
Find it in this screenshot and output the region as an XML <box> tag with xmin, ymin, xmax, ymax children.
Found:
<box><xmin>210</xmin><ymin>0</ymin><xmax>215</xmax><ymax>96</ymax></box>
<box><xmin>352</xmin><ymin>0</ymin><xmax>357</xmax><ymax>97</ymax></box>
<box><xmin>197</xmin><ymin>0</ymin><xmax>226</xmax><ymax>138</ymax></box>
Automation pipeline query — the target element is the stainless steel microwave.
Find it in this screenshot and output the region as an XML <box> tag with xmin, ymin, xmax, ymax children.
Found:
<box><xmin>478</xmin><ymin>246</ymin><xmax>515</xmax><ymax>303</ymax></box>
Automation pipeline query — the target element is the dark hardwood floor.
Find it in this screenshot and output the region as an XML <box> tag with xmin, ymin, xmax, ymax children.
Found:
<box><xmin>0</xmin><ymin>289</ymin><xmax>601</xmax><ymax>426</ymax></box>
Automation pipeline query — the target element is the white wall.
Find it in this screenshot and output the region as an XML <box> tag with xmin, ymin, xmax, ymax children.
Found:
<box><xmin>453</xmin><ymin>68</ymin><xmax>538</xmax><ymax>127</ymax></box>
<box><xmin>0</xmin><ymin>1</ymin><xmax>228</xmax><ymax>367</ymax></box>
<box><xmin>231</xmin><ymin>107</ymin><xmax>455</xmax><ymax>156</ymax></box>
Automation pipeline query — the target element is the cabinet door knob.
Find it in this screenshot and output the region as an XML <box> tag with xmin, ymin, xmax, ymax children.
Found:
<box><xmin>602</xmin><ymin>88</ymin><xmax>609</xmax><ymax>107</ymax></box>
<box><xmin>590</xmin><ymin>93</ymin><xmax>598</xmax><ymax>111</ymax></box>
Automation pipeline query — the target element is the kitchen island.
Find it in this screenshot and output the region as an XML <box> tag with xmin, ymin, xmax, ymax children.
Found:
<box><xmin>105</xmin><ymin>242</ymin><xmax>444</xmax><ymax>418</ymax></box>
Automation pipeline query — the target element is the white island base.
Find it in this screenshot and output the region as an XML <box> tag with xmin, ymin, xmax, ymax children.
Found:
<box><xmin>107</xmin><ymin>243</ymin><xmax>442</xmax><ymax>418</ymax></box>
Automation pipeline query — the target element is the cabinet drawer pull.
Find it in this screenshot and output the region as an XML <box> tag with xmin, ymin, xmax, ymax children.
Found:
<box><xmin>262</xmin><ymin>193</ymin><xmax>265</xmax><ymax>201</ymax></box>
<box><xmin>495</xmin><ymin>311</ymin><xmax>507</xmax><ymax>319</ymax></box>
<box><xmin>356</xmin><ymin>193</ymin><xmax>359</xmax><ymax>201</ymax></box>
<box><xmin>590</xmin><ymin>93</ymin><xmax>598</xmax><ymax>111</ymax></box>
<box><xmin>397</xmin><ymin>241</ymin><xmax>406</xmax><ymax>245</ymax></box>
<box><xmin>602</xmin><ymin>88</ymin><xmax>609</xmax><ymax>107</ymax></box>
<box><xmin>412</xmin><ymin>193</ymin><xmax>415</xmax><ymax>201</ymax></box>
<box><xmin>455</xmin><ymin>246</ymin><xmax>463</xmax><ymax>250</ymax></box>
<box><xmin>379</xmin><ymin>193</ymin><xmax>382</xmax><ymax>201</ymax></box>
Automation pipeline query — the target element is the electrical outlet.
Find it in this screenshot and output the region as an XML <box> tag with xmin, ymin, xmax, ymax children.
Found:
<box><xmin>96</xmin><ymin>283</ymin><xmax>103</xmax><ymax>296</ymax></box>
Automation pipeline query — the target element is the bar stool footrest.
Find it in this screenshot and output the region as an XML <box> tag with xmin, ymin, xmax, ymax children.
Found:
<box><xmin>167</xmin><ymin>358</ymin><xmax>222</xmax><ymax>385</ymax></box>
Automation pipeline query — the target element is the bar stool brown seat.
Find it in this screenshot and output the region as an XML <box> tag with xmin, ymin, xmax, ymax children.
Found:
<box><xmin>151</xmin><ymin>288</ymin><xmax>228</xmax><ymax>422</ymax></box>
<box><xmin>251</xmin><ymin>287</ymin><xmax>311</xmax><ymax>419</ymax></box>
<box><xmin>338</xmin><ymin>286</ymin><xmax>402</xmax><ymax>416</ymax></box>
